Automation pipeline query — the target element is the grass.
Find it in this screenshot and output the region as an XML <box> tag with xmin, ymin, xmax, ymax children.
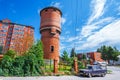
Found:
<box><xmin>59</xmin><ymin>65</ymin><xmax>71</xmax><ymax>71</ymax></box>
<box><xmin>107</xmin><ymin>70</ymin><xmax>112</xmax><ymax>74</ymax></box>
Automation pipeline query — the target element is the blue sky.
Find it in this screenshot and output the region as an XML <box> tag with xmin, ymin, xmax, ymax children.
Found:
<box><xmin>0</xmin><ymin>0</ymin><xmax>120</xmax><ymax>54</ymax></box>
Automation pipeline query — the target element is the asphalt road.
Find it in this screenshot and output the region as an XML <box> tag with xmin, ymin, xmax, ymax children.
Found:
<box><xmin>0</xmin><ymin>66</ymin><xmax>120</xmax><ymax>80</ymax></box>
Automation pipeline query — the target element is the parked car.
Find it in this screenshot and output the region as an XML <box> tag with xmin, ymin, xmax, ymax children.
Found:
<box><xmin>79</xmin><ymin>65</ymin><xmax>107</xmax><ymax>77</ymax></box>
<box><xmin>93</xmin><ymin>61</ymin><xmax>108</xmax><ymax>69</ymax></box>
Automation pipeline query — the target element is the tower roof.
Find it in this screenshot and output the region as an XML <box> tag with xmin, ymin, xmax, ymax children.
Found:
<box><xmin>40</xmin><ymin>6</ymin><xmax>62</xmax><ymax>16</ymax></box>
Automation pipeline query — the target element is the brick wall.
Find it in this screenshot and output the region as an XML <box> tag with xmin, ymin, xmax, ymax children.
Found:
<box><xmin>40</xmin><ymin>7</ymin><xmax>62</xmax><ymax>61</ymax></box>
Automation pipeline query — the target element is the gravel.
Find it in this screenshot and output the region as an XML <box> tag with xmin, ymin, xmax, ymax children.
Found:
<box><xmin>0</xmin><ymin>66</ymin><xmax>120</xmax><ymax>80</ymax></box>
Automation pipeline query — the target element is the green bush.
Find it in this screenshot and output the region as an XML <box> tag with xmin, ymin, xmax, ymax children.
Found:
<box><xmin>0</xmin><ymin>41</ymin><xmax>44</xmax><ymax>76</ymax></box>
<box><xmin>78</xmin><ymin>61</ymin><xmax>85</xmax><ymax>69</ymax></box>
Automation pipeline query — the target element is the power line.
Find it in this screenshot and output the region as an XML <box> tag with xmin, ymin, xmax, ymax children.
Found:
<box><xmin>74</xmin><ymin>0</ymin><xmax>78</xmax><ymax>49</ymax></box>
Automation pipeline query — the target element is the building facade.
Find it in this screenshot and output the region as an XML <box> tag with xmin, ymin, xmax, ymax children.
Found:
<box><xmin>40</xmin><ymin>7</ymin><xmax>62</xmax><ymax>61</ymax></box>
<box><xmin>77</xmin><ymin>52</ymin><xmax>103</xmax><ymax>64</ymax></box>
<box><xmin>0</xmin><ymin>19</ymin><xmax>34</xmax><ymax>55</ymax></box>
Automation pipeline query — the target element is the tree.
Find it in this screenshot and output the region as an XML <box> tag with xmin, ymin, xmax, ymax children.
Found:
<box><xmin>70</xmin><ymin>48</ymin><xmax>76</xmax><ymax>58</ymax></box>
<box><xmin>27</xmin><ymin>40</ymin><xmax>44</xmax><ymax>66</ymax></box>
<box><xmin>97</xmin><ymin>45</ymin><xmax>108</xmax><ymax>60</ymax></box>
<box><xmin>0</xmin><ymin>40</ymin><xmax>44</xmax><ymax>76</ymax></box>
<box><xmin>0</xmin><ymin>46</ymin><xmax>3</xmax><ymax>54</ymax></box>
<box><xmin>4</xmin><ymin>50</ymin><xmax>16</xmax><ymax>58</ymax></box>
<box><xmin>61</xmin><ymin>50</ymin><xmax>70</xmax><ymax>62</ymax></box>
<box><xmin>0</xmin><ymin>55</ymin><xmax>14</xmax><ymax>76</ymax></box>
<box><xmin>97</xmin><ymin>45</ymin><xmax>120</xmax><ymax>64</ymax></box>
<box><xmin>82</xmin><ymin>54</ymin><xmax>86</xmax><ymax>60</ymax></box>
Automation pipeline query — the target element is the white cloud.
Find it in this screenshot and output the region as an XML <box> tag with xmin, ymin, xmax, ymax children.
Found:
<box><xmin>67</xmin><ymin>36</ymin><xmax>79</xmax><ymax>42</ymax></box>
<box><xmin>60</xmin><ymin>43</ymin><xmax>65</xmax><ymax>51</ymax></box>
<box><xmin>81</xmin><ymin>25</ymin><xmax>98</xmax><ymax>38</ymax></box>
<box><xmin>88</xmin><ymin>0</ymin><xmax>106</xmax><ymax>24</ymax></box>
<box><xmin>60</xmin><ymin>36</ymin><xmax>66</xmax><ymax>41</ymax></box>
<box><xmin>61</xmin><ymin>17</ymin><xmax>66</xmax><ymax>25</ymax></box>
<box><xmin>77</xmin><ymin>0</ymin><xmax>120</xmax><ymax>52</ymax></box>
<box><xmin>37</xmin><ymin>9</ymin><xmax>41</xmax><ymax>14</ymax></box>
<box><xmin>65</xmin><ymin>31</ymin><xmax>70</xmax><ymax>34</ymax></box>
<box><xmin>76</xmin><ymin>28</ymin><xmax>80</xmax><ymax>31</ymax></box>
<box><xmin>50</xmin><ymin>2</ymin><xmax>62</xmax><ymax>8</ymax></box>
<box><xmin>79</xmin><ymin>19</ymin><xmax>120</xmax><ymax>50</ymax></box>
<box><xmin>81</xmin><ymin>17</ymin><xmax>114</xmax><ymax>38</ymax></box>
<box><xmin>117</xmin><ymin>6</ymin><xmax>120</xmax><ymax>15</ymax></box>
<box><xmin>80</xmin><ymin>0</ymin><xmax>109</xmax><ymax>38</ymax></box>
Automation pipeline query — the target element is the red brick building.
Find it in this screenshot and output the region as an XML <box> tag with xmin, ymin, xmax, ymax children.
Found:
<box><xmin>0</xmin><ymin>19</ymin><xmax>34</xmax><ymax>55</ymax></box>
<box><xmin>77</xmin><ymin>52</ymin><xmax>103</xmax><ymax>63</ymax></box>
<box><xmin>40</xmin><ymin>7</ymin><xmax>62</xmax><ymax>73</ymax></box>
<box><xmin>87</xmin><ymin>52</ymin><xmax>103</xmax><ymax>62</ymax></box>
<box><xmin>40</xmin><ymin>7</ymin><xmax>62</xmax><ymax>61</ymax></box>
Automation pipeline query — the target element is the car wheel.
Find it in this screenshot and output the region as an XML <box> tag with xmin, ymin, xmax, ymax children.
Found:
<box><xmin>101</xmin><ymin>73</ymin><xmax>105</xmax><ymax>77</ymax></box>
<box><xmin>88</xmin><ymin>73</ymin><xmax>92</xmax><ymax>78</ymax></box>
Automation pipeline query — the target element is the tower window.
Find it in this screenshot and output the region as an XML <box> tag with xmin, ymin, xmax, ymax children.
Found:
<box><xmin>53</xmin><ymin>9</ymin><xmax>57</xmax><ymax>11</ymax></box>
<box><xmin>45</xmin><ymin>9</ymin><xmax>48</xmax><ymax>12</ymax></box>
<box><xmin>51</xmin><ymin>46</ymin><xmax>54</xmax><ymax>52</ymax></box>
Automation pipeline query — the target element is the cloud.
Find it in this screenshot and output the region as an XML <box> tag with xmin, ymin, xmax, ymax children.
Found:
<box><xmin>81</xmin><ymin>17</ymin><xmax>114</xmax><ymax>38</ymax></box>
<box><xmin>81</xmin><ymin>25</ymin><xmax>98</xmax><ymax>38</ymax></box>
<box><xmin>79</xmin><ymin>19</ymin><xmax>120</xmax><ymax>50</ymax></box>
<box><xmin>60</xmin><ymin>43</ymin><xmax>65</xmax><ymax>51</ymax></box>
<box><xmin>37</xmin><ymin>9</ymin><xmax>41</xmax><ymax>14</ymax></box>
<box><xmin>76</xmin><ymin>28</ymin><xmax>80</xmax><ymax>31</ymax></box>
<box><xmin>117</xmin><ymin>6</ymin><xmax>120</xmax><ymax>15</ymax></box>
<box><xmin>67</xmin><ymin>36</ymin><xmax>79</xmax><ymax>42</ymax></box>
<box><xmin>76</xmin><ymin>0</ymin><xmax>120</xmax><ymax>52</ymax></box>
<box><xmin>65</xmin><ymin>31</ymin><xmax>70</xmax><ymax>34</ymax></box>
<box><xmin>61</xmin><ymin>17</ymin><xmax>66</xmax><ymax>25</ymax></box>
<box><xmin>50</xmin><ymin>2</ymin><xmax>62</xmax><ymax>8</ymax></box>
<box><xmin>88</xmin><ymin>0</ymin><xmax>106</xmax><ymax>24</ymax></box>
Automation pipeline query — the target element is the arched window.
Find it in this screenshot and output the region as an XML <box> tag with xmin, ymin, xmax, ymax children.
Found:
<box><xmin>51</xmin><ymin>46</ymin><xmax>54</xmax><ymax>52</ymax></box>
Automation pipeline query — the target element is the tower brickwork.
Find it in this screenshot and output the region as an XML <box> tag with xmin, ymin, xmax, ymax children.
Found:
<box><xmin>40</xmin><ymin>7</ymin><xmax>62</xmax><ymax>61</ymax></box>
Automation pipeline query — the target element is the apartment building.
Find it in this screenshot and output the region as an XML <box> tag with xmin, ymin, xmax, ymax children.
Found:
<box><xmin>0</xmin><ymin>19</ymin><xmax>34</xmax><ymax>55</ymax></box>
<box><xmin>77</xmin><ymin>52</ymin><xmax>103</xmax><ymax>64</ymax></box>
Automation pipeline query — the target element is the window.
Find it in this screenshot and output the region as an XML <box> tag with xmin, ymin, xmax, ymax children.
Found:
<box><xmin>53</xmin><ymin>9</ymin><xmax>57</xmax><ymax>11</ymax></box>
<box><xmin>45</xmin><ymin>9</ymin><xmax>48</xmax><ymax>12</ymax></box>
<box><xmin>0</xmin><ymin>30</ymin><xmax>7</xmax><ymax>32</ymax></box>
<box><xmin>50</xmin><ymin>46</ymin><xmax>54</xmax><ymax>52</ymax></box>
<box><xmin>0</xmin><ymin>34</ymin><xmax>6</xmax><ymax>36</ymax></box>
<box><xmin>2</xmin><ymin>25</ymin><xmax>8</xmax><ymax>28</ymax></box>
<box><xmin>14</xmin><ymin>28</ymin><xmax>19</xmax><ymax>30</ymax></box>
<box><xmin>6</xmin><ymin>41</ymin><xmax>10</xmax><ymax>44</ymax></box>
<box><xmin>9</xmin><ymin>28</ymin><xmax>13</xmax><ymax>31</ymax></box>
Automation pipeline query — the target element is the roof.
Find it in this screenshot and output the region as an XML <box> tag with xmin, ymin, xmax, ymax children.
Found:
<box><xmin>0</xmin><ymin>20</ymin><xmax>34</xmax><ymax>29</ymax></box>
<box><xmin>40</xmin><ymin>6</ymin><xmax>62</xmax><ymax>16</ymax></box>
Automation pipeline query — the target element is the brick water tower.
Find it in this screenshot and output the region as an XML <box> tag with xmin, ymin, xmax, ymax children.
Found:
<box><xmin>40</xmin><ymin>7</ymin><xmax>62</xmax><ymax>73</ymax></box>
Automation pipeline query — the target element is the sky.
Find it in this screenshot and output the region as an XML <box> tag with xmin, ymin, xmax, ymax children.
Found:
<box><xmin>0</xmin><ymin>0</ymin><xmax>120</xmax><ymax>55</ymax></box>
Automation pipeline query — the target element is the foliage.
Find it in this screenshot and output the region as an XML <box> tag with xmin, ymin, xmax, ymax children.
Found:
<box><xmin>0</xmin><ymin>46</ymin><xmax>3</xmax><ymax>54</ymax></box>
<box><xmin>61</xmin><ymin>50</ymin><xmax>70</xmax><ymax>63</ymax></box>
<box><xmin>70</xmin><ymin>48</ymin><xmax>76</xmax><ymax>58</ymax></box>
<box><xmin>97</xmin><ymin>45</ymin><xmax>120</xmax><ymax>63</ymax></box>
<box><xmin>0</xmin><ymin>55</ymin><xmax>14</xmax><ymax>76</ymax></box>
<box><xmin>107</xmin><ymin>70</ymin><xmax>112</xmax><ymax>74</ymax></box>
<box><xmin>0</xmin><ymin>41</ymin><xmax>44</xmax><ymax>76</ymax></box>
<box><xmin>27</xmin><ymin>40</ymin><xmax>44</xmax><ymax>66</ymax></box>
<box><xmin>78</xmin><ymin>61</ymin><xmax>85</xmax><ymax>69</ymax></box>
<box><xmin>82</xmin><ymin>54</ymin><xmax>86</xmax><ymax>60</ymax></box>
<box><xmin>4</xmin><ymin>50</ymin><xmax>16</xmax><ymax>58</ymax></box>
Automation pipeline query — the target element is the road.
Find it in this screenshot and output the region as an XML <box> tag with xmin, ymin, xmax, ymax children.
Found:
<box><xmin>0</xmin><ymin>66</ymin><xmax>120</xmax><ymax>80</ymax></box>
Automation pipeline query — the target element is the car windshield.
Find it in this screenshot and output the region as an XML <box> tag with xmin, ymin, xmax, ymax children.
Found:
<box><xmin>88</xmin><ymin>66</ymin><xmax>92</xmax><ymax>69</ymax></box>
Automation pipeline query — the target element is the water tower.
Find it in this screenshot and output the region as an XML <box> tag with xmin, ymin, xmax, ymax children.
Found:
<box><xmin>40</xmin><ymin>7</ymin><xmax>62</xmax><ymax>73</ymax></box>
